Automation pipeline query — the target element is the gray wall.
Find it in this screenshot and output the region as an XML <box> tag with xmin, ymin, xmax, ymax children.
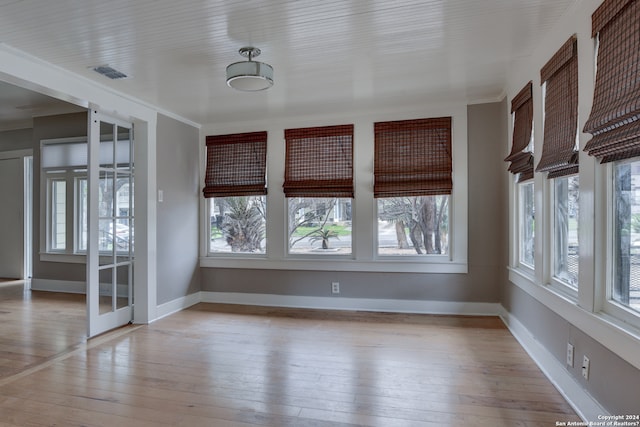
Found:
<box><xmin>0</xmin><ymin>128</ymin><xmax>33</xmax><ymax>152</ymax></box>
<box><xmin>32</xmin><ymin>112</ymin><xmax>87</xmax><ymax>283</ymax></box>
<box><xmin>201</xmin><ymin>101</ymin><xmax>509</xmax><ymax>302</ymax></box>
<box><xmin>502</xmin><ymin>283</ymin><xmax>640</xmax><ymax>415</ymax></box>
<box><xmin>155</xmin><ymin>114</ymin><xmax>200</xmax><ymax>305</ymax></box>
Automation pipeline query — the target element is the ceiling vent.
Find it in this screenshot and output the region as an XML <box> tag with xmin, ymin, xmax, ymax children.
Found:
<box><xmin>92</xmin><ymin>65</ymin><xmax>128</xmax><ymax>80</ymax></box>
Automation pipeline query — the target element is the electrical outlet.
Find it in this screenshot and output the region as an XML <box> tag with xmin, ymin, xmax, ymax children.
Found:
<box><xmin>566</xmin><ymin>343</ymin><xmax>574</xmax><ymax>367</ymax></box>
<box><xmin>331</xmin><ymin>282</ymin><xmax>340</xmax><ymax>294</ymax></box>
<box><xmin>582</xmin><ymin>355</ymin><xmax>590</xmax><ymax>380</ymax></box>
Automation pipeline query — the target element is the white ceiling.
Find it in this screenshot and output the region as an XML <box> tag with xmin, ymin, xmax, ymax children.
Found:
<box><xmin>0</xmin><ymin>0</ymin><xmax>576</xmax><ymax>128</ymax></box>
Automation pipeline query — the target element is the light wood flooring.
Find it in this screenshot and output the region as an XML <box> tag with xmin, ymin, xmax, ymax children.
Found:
<box><xmin>0</xmin><ymin>284</ymin><xmax>581</xmax><ymax>426</ymax></box>
<box><xmin>0</xmin><ymin>280</ymin><xmax>86</xmax><ymax>379</ymax></box>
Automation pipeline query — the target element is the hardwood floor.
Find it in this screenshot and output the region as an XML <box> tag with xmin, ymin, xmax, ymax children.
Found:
<box><xmin>0</xmin><ymin>292</ymin><xmax>581</xmax><ymax>426</ymax></box>
<box><xmin>0</xmin><ymin>280</ymin><xmax>86</xmax><ymax>379</ymax></box>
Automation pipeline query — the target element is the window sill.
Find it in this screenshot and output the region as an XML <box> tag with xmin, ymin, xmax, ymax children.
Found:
<box><xmin>40</xmin><ymin>252</ymin><xmax>86</xmax><ymax>264</ymax></box>
<box><xmin>548</xmin><ymin>277</ymin><xmax>579</xmax><ymax>301</ymax></box>
<box><xmin>200</xmin><ymin>256</ymin><xmax>467</xmax><ymax>273</ymax></box>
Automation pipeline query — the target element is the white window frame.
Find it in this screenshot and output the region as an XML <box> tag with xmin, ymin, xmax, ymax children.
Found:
<box><xmin>42</xmin><ymin>169</ymin><xmax>87</xmax><ymax>257</ymax></box>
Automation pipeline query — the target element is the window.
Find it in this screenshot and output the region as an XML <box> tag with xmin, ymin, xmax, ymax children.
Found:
<box><xmin>209</xmin><ymin>196</ymin><xmax>266</xmax><ymax>254</ymax></box>
<box><xmin>49</xmin><ymin>177</ymin><xmax>66</xmax><ymax>251</ymax></box>
<box><xmin>377</xmin><ymin>196</ymin><xmax>449</xmax><ymax>255</ymax></box>
<box><xmin>41</xmin><ymin>137</ymin><xmax>133</xmax><ymax>256</ymax></box>
<box><xmin>283</xmin><ymin>125</ymin><xmax>354</xmax><ymax>255</ymax></box>
<box><xmin>77</xmin><ymin>177</ymin><xmax>88</xmax><ymax>251</ymax></box>
<box><xmin>519</xmin><ymin>181</ymin><xmax>535</xmax><ymax>267</ymax></box>
<box><xmin>553</xmin><ymin>176</ymin><xmax>579</xmax><ymax>288</ymax></box>
<box><xmin>44</xmin><ymin>169</ymin><xmax>87</xmax><ymax>254</ymax></box>
<box><xmin>288</xmin><ymin>197</ymin><xmax>351</xmax><ymax>254</ymax></box>
<box><xmin>374</xmin><ymin>117</ymin><xmax>452</xmax><ymax>256</ymax></box>
<box><xmin>203</xmin><ymin>131</ymin><xmax>268</xmax><ymax>254</ymax></box>
<box><xmin>537</xmin><ymin>35</ymin><xmax>579</xmax><ymax>289</ymax></box>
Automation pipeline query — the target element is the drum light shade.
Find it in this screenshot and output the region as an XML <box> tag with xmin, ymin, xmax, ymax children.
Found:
<box><xmin>226</xmin><ymin>47</ymin><xmax>274</xmax><ymax>91</ymax></box>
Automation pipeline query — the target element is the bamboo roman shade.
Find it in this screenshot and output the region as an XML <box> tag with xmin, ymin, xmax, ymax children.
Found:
<box><xmin>505</xmin><ymin>82</ymin><xmax>534</xmax><ymax>182</ymax></box>
<box><xmin>536</xmin><ymin>35</ymin><xmax>579</xmax><ymax>178</ymax></box>
<box><xmin>283</xmin><ymin>124</ymin><xmax>354</xmax><ymax>198</ymax></box>
<box><xmin>373</xmin><ymin>117</ymin><xmax>452</xmax><ymax>198</ymax></box>
<box><xmin>583</xmin><ymin>0</ymin><xmax>640</xmax><ymax>163</ymax></box>
<box><xmin>203</xmin><ymin>131</ymin><xmax>267</xmax><ymax>198</ymax></box>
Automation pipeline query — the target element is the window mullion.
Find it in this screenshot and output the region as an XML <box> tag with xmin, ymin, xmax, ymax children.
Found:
<box><xmin>65</xmin><ymin>172</ymin><xmax>74</xmax><ymax>253</ymax></box>
<box><xmin>586</xmin><ymin>159</ymin><xmax>609</xmax><ymax>314</ymax></box>
<box><xmin>538</xmin><ymin>173</ymin><xmax>551</xmax><ymax>286</ymax></box>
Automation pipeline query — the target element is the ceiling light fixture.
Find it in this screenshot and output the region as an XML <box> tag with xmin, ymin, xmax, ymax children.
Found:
<box><xmin>226</xmin><ymin>47</ymin><xmax>273</xmax><ymax>91</ymax></box>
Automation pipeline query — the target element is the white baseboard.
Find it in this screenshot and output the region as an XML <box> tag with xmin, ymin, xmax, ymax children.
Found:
<box><xmin>154</xmin><ymin>292</ymin><xmax>201</xmax><ymax>321</ymax></box>
<box><xmin>29</xmin><ymin>280</ymin><xmax>200</xmax><ymax>324</ymax></box>
<box><xmin>31</xmin><ymin>278</ymin><xmax>85</xmax><ymax>294</ymax></box>
<box><xmin>30</xmin><ymin>278</ymin><xmax>129</xmax><ymax>297</ymax></box>
<box><xmin>499</xmin><ymin>305</ymin><xmax>608</xmax><ymax>422</ymax></box>
<box><xmin>201</xmin><ymin>291</ymin><xmax>501</xmax><ymax>315</ymax></box>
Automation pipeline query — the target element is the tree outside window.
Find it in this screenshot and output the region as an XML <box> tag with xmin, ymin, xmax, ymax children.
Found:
<box><xmin>288</xmin><ymin>197</ymin><xmax>351</xmax><ymax>254</ymax></box>
<box><xmin>209</xmin><ymin>196</ymin><xmax>266</xmax><ymax>254</ymax></box>
<box><xmin>377</xmin><ymin>195</ymin><xmax>448</xmax><ymax>255</ymax></box>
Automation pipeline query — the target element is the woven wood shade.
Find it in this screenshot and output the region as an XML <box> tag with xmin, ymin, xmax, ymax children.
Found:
<box><xmin>508</xmin><ymin>151</ymin><xmax>535</xmax><ymax>182</ymax></box>
<box><xmin>583</xmin><ymin>0</ymin><xmax>640</xmax><ymax>163</ymax></box>
<box><xmin>203</xmin><ymin>131</ymin><xmax>267</xmax><ymax>198</ymax></box>
<box><xmin>505</xmin><ymin>82</ymin><xmax>534</xmax><ymax>182</ymax></box>
<box><xmin>536</xmin><ymin>35</ymin><xmax>579</xmax><ymax>178</ymax></box>
<box><xmin>283</xmin><ymin>124</ymin><xmax>354</xmax><ymax>198</ymax></box>
<box><xmin>373</xmin><ymin>117</ymin><xmax>452</xmax><ymax>198</ymax></box>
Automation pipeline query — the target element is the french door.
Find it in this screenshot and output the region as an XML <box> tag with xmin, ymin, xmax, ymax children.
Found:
<box><xmin>87</xmin><ymin>108</ymin><xmax>135</xmax><ymax>337</ymax></box>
